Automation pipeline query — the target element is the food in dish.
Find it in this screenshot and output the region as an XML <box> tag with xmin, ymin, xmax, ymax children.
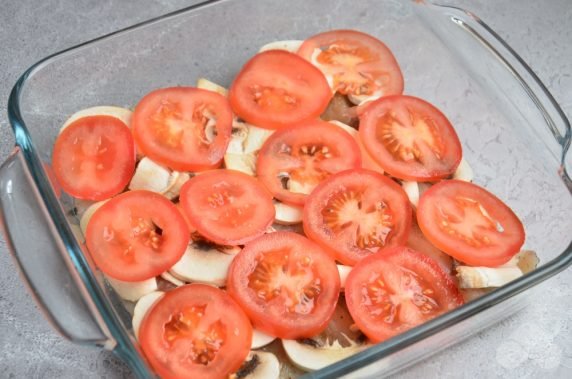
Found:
<box><xmin>51</xmin><ymin>29</ymin><xmax>534</xmax><ymax>378</ymax></box>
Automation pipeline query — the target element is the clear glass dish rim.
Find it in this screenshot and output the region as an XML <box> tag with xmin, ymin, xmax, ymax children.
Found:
<box><xmin>4</xmin><ymin>1</ymin><xmax>572</xmax><ymax>378</ymax></box>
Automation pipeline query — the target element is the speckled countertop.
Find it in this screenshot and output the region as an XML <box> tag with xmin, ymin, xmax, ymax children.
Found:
<box><xmin>0</xmin><ymin>1</ymin><xmax>570</xmax><ymax>378</ymax></box>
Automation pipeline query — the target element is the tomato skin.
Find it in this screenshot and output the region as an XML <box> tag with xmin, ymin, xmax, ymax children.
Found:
<box><xmin>179</xmin><ymin>169</ymin><xmax>275</xmax><ymax>246</ymax></box>
<box><xmin>227</xmin><ymin>231</ymin><xmax>340</xmax><ymax>339</ymax></box>
<box><xmin>345</xmin><ymin>246</ymin><xmax>463</xmax><ymax>343</ymax></box>
<box><xmin>132</xmin><ymin>87</ymin><xmax>233</xmax><ymax>171</ymax></box>
<box><xmin>139</xmin><ymin>284</ymin><xmax>252</xmax><ymax>379</ymax></box>
<box><xmin>257</xmin><ymin>120</ymin><xmax>362</xmax><ymax>206</ymax></box>
<box><xmin>86</xmin><ymin>190</ymin><xmax>189</xmax><ymax>281</ymax></box>
<box><xmin>298</xmin><ymin>29</ymin><xmax>404</xmax><ymax>98</ymax></box>
<box><xmin>52</xmin><ymin>115</ymin><xmax>135</xmax><ymax>201</ymax></box>
<box><xmin>417</xmin><ymin>180</ymin><xmax>525</xmax><ymax>267</ymax></box>
<box><xmin>359</xmin><ymin>95</ymin><xmax>462</xmax><ymax>182</ymax></box>
<box><xmin>303</xmin><ymin>169</ymin><xmax>412</xmax><ymax>266</ymax></box>
<box><xmin>229</xmin><ymin>50</ymin><xmax>332</xmax><ymax>129</ymax></box>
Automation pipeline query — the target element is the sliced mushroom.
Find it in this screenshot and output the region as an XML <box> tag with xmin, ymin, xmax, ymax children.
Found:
<box><xmin>456</xmin><ymin>266</ymin><xmax>523</xmax><ymax>289</ymax></box>
<box><xmin>128</xmin><ymin>157</ymin><xmax>172</xmax><ymax>193</ymax></box>
<box><xmin>224</xmin><ymin>153</ymin><xmax>257</xmax><ymax>176</ymax></box>
<box><xmin>243</xmin><ymin>124</ymin><xmax>275</xmax><ymax>154</ymax></box>
<box><xmin>347</xmin><ymin>92</ymin><xmax>383</xmax><ymax>106</ymax></box>
<box><xmin>196</xmin><ymin>78</ymin><xmax>228</xmax><ymax>97</ymax></box>
<box><xmin>227</xmin><ymin>120</ymin><xmax>250</xmax><ymax>154</ymax></box>
<box><xmin>60</xmin><ymin>106</ymin><xmax>132</xmax><ymax>133</ymax></box>
<box><xmin>500</xmin><ymin>250</ymin><xmax>539</xmax><ymax>274</ymax></box>
<box><xmin>160</xmin><ymin>271</ymin><xmax>185</xmax><ymax>287</ymax></box>
<box><xmin>251</xmin><ymin>329</ymin><xmax>276</xmax><ymax>349</ymax></box>
<box><xmin>132</xmin><ymin>291</ymin><xmax>164</xmax><ymax>339</ymax></box>
<box><xmin>453</xmin><ymin>158</ymin><xmax>474</xmax><ymax>182</ymax></box>
<box><xmin>106</xmin><ymin>275</ymin><xmax>158</xmax><ymax>302</ymax></box>
<box><xmin>232</xmin><ymin>351</ymin><xmax>280</xmax><ymax>379</ymax></box>
<box><xmin>169</xmin><ymin>240</ymin><xmax>240</xmax><ymax>287</ymax></box>
<box><xmin>337</xmin><ymin>265</ymin><xmax>352</xmax><ymax>291</ymax></box>
<box><xmin>79</xmin><ymin>200</ymin><xmax>108</xmax><ymax>236</ymax></box>
<box><xmin>401</xmin><ymin>180</ymin><xmax>420</xmax><ymax>208</ymax></box>
<box><xmin>273</xmin><ymin>200</ymin><xmax>303</xmax><ymax>225</ymax></box>
<box><xmin>162</xmin><ymin>172</ymin><xmax>191</xmax><ymax>200</ymax></box>
<box><xmin>258</xmin><ymin>40</ymin><xmax>304</xmax><ymax>53</ymax></box>
<box><xmin>282</xmin><ymin>298</ymin><xmax>370</xmax><ymax>371</ymax></box>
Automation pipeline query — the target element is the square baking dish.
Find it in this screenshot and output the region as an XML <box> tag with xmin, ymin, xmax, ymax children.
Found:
<box><xmin>1</xmin><ymin>0</ymin><xmax>571</xmax><ymax>377</ymax></box>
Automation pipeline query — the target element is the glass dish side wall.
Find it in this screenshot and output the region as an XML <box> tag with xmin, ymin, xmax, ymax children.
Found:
<box><xmin>4</xmin><ymin>0</ymin><xmax>571</xmax><ymax>378</ymax></box>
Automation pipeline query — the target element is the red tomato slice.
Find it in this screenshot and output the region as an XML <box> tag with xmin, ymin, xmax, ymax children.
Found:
<box><xmin>52</xmin><ymin>115</ymin><xmax>135</xmax><ymax>201</ymax></box>
<box><xmin>139</xmin><ymin>284</ymin><xmax>252</xmax><ymax>379</ymax></box>
<box><xmin>132</xmin><ymin>87</ymin><xmax>233</xmax><ymax>171</ymax></box>
<box><xmin>229</xmin><ymin>50</ymin><xmax>332</xmax><ymax>129</ymax></box>
<box><xmin>298</xmin><ymin>29</ymin><xmax>403</xmax><ymax>98</ymax></box>
<box><xmin>257</xmin><ymin>121</ymin><xmax>361</xmax><ymax>206</ymax></box>
<box><xmin>417</xmin><ymin>180</ymin><xmax>525</xmax><ymax>266</ymax></box>
<box><xmin>227</xmin><ymin>231</ymin><xmax>340</xmax><ymax>339</ymax></box>
<box><xmin>86</xmin><ymin>190</ymin><xmax>189</xmax><ymax>281</ymax></box>
<box><xmin>179</xmin><ymin>169</ymin><xmax>275</xmax><ymax>246</ymax></box>
<box><xmin>303</xmin><ymin>169</ymin><xmax>412</xmax><ymax>266</ymax></box>
<box><xmin>359</xmin><ymin>95</ymin><xmax>462</xmax><ymax>181</ymax></box>
<box><xmin>345</xmin><ymin>246</ymin><xmax>463</xmax><ymax>343</ymax></box>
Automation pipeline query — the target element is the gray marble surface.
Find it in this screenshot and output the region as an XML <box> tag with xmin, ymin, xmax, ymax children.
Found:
<box><xmin>0</xmin><ymin>0</ymin><xmax>570</xmax><ymax>378</ymax></box>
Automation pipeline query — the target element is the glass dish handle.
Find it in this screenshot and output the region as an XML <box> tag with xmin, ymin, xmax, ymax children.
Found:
<box><xmin>418</xmin><ymin>1</ymin><xmax>572</xmax><ymax>190</ymax></box>
<box><xmin>0</xmin><ymin>148</ymin><xmax>110</xmax><ymax>345</ymax></box>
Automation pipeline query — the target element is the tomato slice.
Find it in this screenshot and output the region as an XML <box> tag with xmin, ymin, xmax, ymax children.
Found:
<box><xmin>417</xmin><ymin>180</ymin><xmax>525</xmax><ymax>266</ymax></box>
<box><xmin>229</xmin><ymin>50</ymin><xmax>332</xmax><ymax>129</ymax></box>
<box><xmin>257</xmin><ymin>121</ymin><xmax>361</xmax><ymax>206</ymax></box>
<box><xmin>139</xmin><ymin>284</ymin><xmax>252</xmax><ymax>379</ymax></box>
<box><xmin>132</xmin><ymin>87</ymin><xmax>233</xmax><ymax>171</ymax></box>
<box><xmin>86</xmin><ymin>190</ymin><xmax>189</xmax><ymax>281</ymax></box>
<box><xmin>303</xmin><ymin>169</ymin><xmax>412</xmax><ymax>266</ymax></box>
<box><xmin>345</xmin><ymin>246</ymin><xmax>463</xmax><ymax>343</ymax></box>
<box><xmin>227</xmin><ymin>231</ymin><xmax>340</xmax><ymax>339</ymax></box>
<box><xmin>359</xmin><ymin>95</ymin><xmax>462</xmax><ymax>181</ymax></box>
<box><xmin>298</xmin><ymin>29</ymin><xmax>403</xmax><ymax>98</ymax></box>
<box><xmin>179</xmin><ymin>169</ymin><xmax>275</xmax><ymax>246</ymax></box>
<box><xmin>52</xmin><ymin>115</ymin><xmax>135</xmax><ymax>201</ymax></box>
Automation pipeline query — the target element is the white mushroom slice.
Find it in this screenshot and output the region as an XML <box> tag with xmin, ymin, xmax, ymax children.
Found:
<box><xmin>288</xmin><ymin>178</ymin><xmax>315</xmax><ymax>195</ymax></box>
<box><xmin>258</xmin><ymin>40</ymin><xmax>304</xmax><ymax>53</ymax></box>
<box><xmin>79</xmin><ymin>200</ymin><xmax>108</xmax><ymax>236</ymax></box>
<box><xmin>244</xmin><ymin>124</ymin><xmax>274</xmax><ymax>154</ymax></box>
<box><xmin>128</xmin><ymin>157</ymin><xmax>171</xmax><ymax>193</ymax></box>
<box><xmin>347</xmin><ymin>92</ymin><xmax>383</xmax><ymax>106</ymax></box>
<box><xmin>328</xmin><ymin>120</ymin><xmax>358</xmax><ymax>138</ymax></box>
<box><xmin>282</xmin><ymin>336</ymin><xmax>369</xmax><ymax>371</ymax></box>
<box><xmin>196</xmin><ymin>78</ymin><xmax>228</xmax><ymax>97</ymax></box>
<box><xmin>227</xmin><ymin>120</ymin><xmax>250</xmax><ymax>154</ymax></box>
<box><xmin>169</xmin><ymin>241</ymin><xmax>240</xmax><ymax>287</ymax></box>
<box><xmin>401</xmin><ymin>181</ymin><xmax>419</xmax><ymax>208</ymax></box>
<box><xmin>224</xmin><ymin>153</ymin><xmax>257</xmax><ymax>176</ymax></box>
<box><xmin>251</xmin><ymin>329</ymin><xmax>276</xmax><ymax>349</ymax></box>
<box><xmin>60</xmin><ymin>106</ymin><xmax>132</xmax><ymax>133</ymax></box>
<box><xmin>456</xmin><ymin>266</ymin><xmax>523</xmax><ymax>289</ymax></box>
<box><xmin>162</xmin><ymin>172</ymin><xmax>191</xmax><ymax>200</ymax></box>
<box><xmin>453</xmin><ymin>158</ymin><xmax>474</xmax><ymax>182</ymax></box>
<box><xmin>337</xmin><ymin>265</ymin><xmax>352</xmax><ymax>291</ymax></box>
<box><xmin>132</xmin><ymin>291</ymin><xmax>164</xmax><ymax>340</ymax></box>
<box><xmin>273</xmin><ymin>201</ymin><xmax>303</xmax><ymax>225</ymax></box>
<box><xmin>106</xmin><ymin>276</ymin><xmax>158</xmax><ymax>302</ymax></box>
<box><xmin>160</xmin><ymin>271</ymin><xmax>185</xmax><ymax>287</ymax></box>
<box><xmin>499</xmin><ymin>250</ymin><xmax>539</xmax><ymax>274</ymax></box>
<box><xmin>233</xmin><ymin>351</ymin><xmax>280</xmax><ymax>379</ymax></box>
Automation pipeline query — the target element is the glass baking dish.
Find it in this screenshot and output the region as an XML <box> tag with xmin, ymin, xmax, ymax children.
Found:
<box><xmin>1</xmin><ymin>0</ymin><xmax>571</xmax><ymax>377</ymax></box>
